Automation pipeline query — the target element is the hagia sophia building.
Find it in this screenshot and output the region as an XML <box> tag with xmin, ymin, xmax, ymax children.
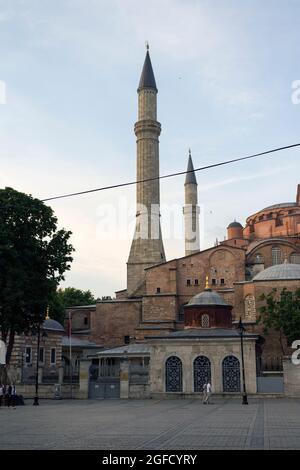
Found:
<box><xmin>68</xmin><ymin>49</ymin><xmax>300</xmax><ymax>359</ymax></box>
<box><xmin>63</xmin><ymin>49</ymin><xmax>300</xmax><ymax>398</ymax></box>
<box><xmin>9</xmin><ymin>47</ymin><xmax>298</xmax><ymax>399</ymax></box>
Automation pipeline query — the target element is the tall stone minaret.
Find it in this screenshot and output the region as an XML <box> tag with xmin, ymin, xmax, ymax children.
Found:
<box><xmin>183</xmin><ymin>150</ymin><xmax>200</xmax><ymax>256</ymax></box>
<box><xmin>127</xmin><ymin>47</ymin><xmax>166</xmax><ymax>296</ymax></box>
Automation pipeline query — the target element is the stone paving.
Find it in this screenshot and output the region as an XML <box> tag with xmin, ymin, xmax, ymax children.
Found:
<box><xmin>0</xmin><ymin>398</ymin><xmax>300</xmax><ymax>450</ymax></box>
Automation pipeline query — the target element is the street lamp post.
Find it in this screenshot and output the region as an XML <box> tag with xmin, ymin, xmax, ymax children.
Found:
<box><xmin>68</xmin><ymin>311</ymin><xmax>73</xmax><ymax>399</ymax></box>
<box><xmin>33</xmin><ymin>307</ymin><xmax>48</xmax><ymax>406</ymax></box>
<box><xmin>33</xmin><ymin>322</ymin><xmax>41</xmax><ymax>406</ymax></box>
<box><xmin>237</xmin><ymin>317</ymin><xmax>248</xmax><ymax>405</ymax></box>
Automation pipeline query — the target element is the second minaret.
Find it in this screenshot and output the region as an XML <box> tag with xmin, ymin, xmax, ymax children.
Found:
<box><xmin>183</xmin><ymin>150</ymin><xmax>200</xmax><ymax>256</ymax></box>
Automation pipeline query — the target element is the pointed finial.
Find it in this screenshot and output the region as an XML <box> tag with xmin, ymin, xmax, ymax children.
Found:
<box><xmin>138</xmin><ymin>43</ymin><xmax>157</xmax><ymax>92</ymax></box>
<box><xmin>185</xmin><ymin>150</ymin><xmax>197</xmax><ymax>185</ymax></box>
<box><xmin>205</xmin><ymin>275</ymin><xmax>209</xmax><ymax>289</ymax></box>
<box><xmin>46</xmin><ymin>305</ymin><xmax>50</xmax><ymax>320</ymax></box>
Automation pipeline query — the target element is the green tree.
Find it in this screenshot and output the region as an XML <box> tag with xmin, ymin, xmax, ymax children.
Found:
<box><xmin>0</xmin><ymin>187</ymin><xmax>74</xmax><ymax>364</ymax></box>
<box><xmin>258</xmin><ymin>287</ymin><xmax>300</xmax><ymax>354</ymax></box>
<box><xmin>49</xmin><ymin>287</ymin><xmax>97</xmax><ymax>323</ymax></box>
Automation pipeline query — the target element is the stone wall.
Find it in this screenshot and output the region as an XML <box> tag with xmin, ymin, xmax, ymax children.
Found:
<box><xmin>149</xmin><ymin>338</ymin><xmax>257</xmax><ymax>395</ymax></box>
<box><xmin>15</xmin><ymin>383</ymin><xmax>81</xmax><ymax>399</ymax></box>
<box><xmin>283</xmin><ymin>356</ymin><xmax>300</xmax><ymax>397</ymax></box>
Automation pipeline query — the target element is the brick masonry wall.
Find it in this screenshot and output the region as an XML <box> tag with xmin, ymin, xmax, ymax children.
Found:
<box><xmin>8</xmin><ymin>331</ymin><xmax>63</xmax><ymax>384</ymax></box>
<box><xmin>145</xmin><ymin>246</ymin><xmax>245</xmax><ymax>319</ymax></box>
<box><xmin>142</xmin><ymin>295</ymin><xmax>177</xmax><ymax>322</ymax></box>
<box><xmin>246</xmin><ymin>239</ymin><xmax>300</xmax><ymax>268</ymax></box>
<box><xmin>90</xmin><ymin>300</ymin><xmax>142</xmax><ymax>347</ymax></box>
<box><xmin>65</xmin><ymin>307</ymin><xmax>95</xmax><ymax>332</ymax></box>
<box><xmin>243</xmin><ymin>205</ymin><xmax>300</xmax><ymax>240</ymax></box>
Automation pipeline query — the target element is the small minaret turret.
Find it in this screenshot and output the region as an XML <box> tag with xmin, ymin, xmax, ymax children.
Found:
<box><xmin>183</xmin><ymin>149</ymin><xmax>200</xmax><ymax>256</ymax></box>
<box><xmin>127</xmin><ymin>46</ymin><xmax>166</xmax><ymax>296</ymax></box>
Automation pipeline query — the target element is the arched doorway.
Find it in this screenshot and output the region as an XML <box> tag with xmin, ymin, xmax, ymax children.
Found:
<box><xmin>165</xmin><ymin>356</ymin><xmax>182</xmax><ymax>392</ymax></box>
<box><xmin>222</xmin><ymin>355</ymin><xmax>241</xmax><ymax>392</ymax></box>
<box><xmin>193</xmin><ymin>356</ymin><xmax>211</xmax><ymax>392</ymax></box>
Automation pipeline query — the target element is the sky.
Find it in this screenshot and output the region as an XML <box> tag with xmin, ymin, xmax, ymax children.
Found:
<box><xmin>0</xmin><ymin>0</ymin><xmax>299</xmax><ymax>298</ymax></box>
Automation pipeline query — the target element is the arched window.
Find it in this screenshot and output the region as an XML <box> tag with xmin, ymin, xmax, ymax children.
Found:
<box><xmin>272</xmin><ymin>246</ymin><xmax>282</xmax><ymax>266</ymax></box>
<box><xmin>254</xmin><ymin>253</ymin><xmax>264</xmax><ymax>264</ymax></box>
<box><xmin>222</xmin><ymin>356</ymin><xmax>241</xmax><ymax>392</ymax></box>
<box><xmin>194</xmin><ymin>356</ymin><xmax>211</xmax><ymax>392</ymax></box>
<box><xmin>165</xmin><ymin>356</ymin><xmax>182</xmax><ymax>392</ymax></box>
<box><xmin>201</xmin><ymin>314</ymin><xmax>209</xmax><ymax>328</ymax></box>
<box><xmin>244</xmin><ymin>295</ymin><xmax>256</xmax><ymax>321</ymax></box>
<box><xmin>290</xmin><ymin>252</ymin><xmax>300</xmax><ymax>264</ymax></box>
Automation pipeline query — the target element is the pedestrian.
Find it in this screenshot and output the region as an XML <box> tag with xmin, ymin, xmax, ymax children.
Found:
<box><xmin>204</xmin><ymin>381</ymin><xmax>212</xmax><ymax>404</ymax></box>
<box><xmin>202</xmin><ymin>382</ymin><xmax>207</xmax><ymax>404</ymax></box>
<box><xmin>0</xmin><ymin>383</ymin><xmax>4</xmax><ymax>408</ymax></box>
<box><xmin>11</xmin><ymin>383</ymin><xmax>17</xmax><ymax>409</ymax></box>
<box><xmin>7</xmin><ymin>383</ymin><xmax>16</xmax><ymax>408</ymax></box>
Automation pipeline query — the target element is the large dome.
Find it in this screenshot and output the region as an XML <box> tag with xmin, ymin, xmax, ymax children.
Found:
<box><xmin>253</xmin><ymin>263</ymin><xmax>300</xmax><ymax>281</ymax></box>
<box><xmin>188</xmin><ymin>289</ymin><xmax>229</xmax><ymax>306</ymax></box>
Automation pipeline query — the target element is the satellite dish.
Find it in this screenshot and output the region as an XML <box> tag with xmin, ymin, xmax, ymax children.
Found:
<box><xmin>0</xmin><ymin>340</ymin><xmax>6</xmax><ymax>365</ymax></box>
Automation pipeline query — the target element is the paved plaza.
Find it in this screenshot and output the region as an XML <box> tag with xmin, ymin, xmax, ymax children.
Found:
<box><xmin>1</xmin><ymin>398</ymin><xmax>300</xmax><ymax>450</ymax></box>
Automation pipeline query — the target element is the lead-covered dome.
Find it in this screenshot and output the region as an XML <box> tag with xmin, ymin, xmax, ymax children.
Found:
<box><xmin>227</xmin><ymin>221</ymin><xmax>243</xmax><ymax>229</ymax></box>
<box><xmin>188</xmin><ymin>289</ymin><xmax>229</xmax><ymax>306</ymax></box>
<box><xmin>253</xmin><ymin>263</ymin><xmax>300</xmax><ymax>281</ymax></box>
<box><xmin>42</xmin><ymin>318</ymin><xmax>65</xmax><ymax>332</ymax></box>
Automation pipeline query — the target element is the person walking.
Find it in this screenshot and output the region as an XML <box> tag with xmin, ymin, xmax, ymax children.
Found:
<box><xmin>204</xmin><ymin>381</ymin><xmax>212</xmax><ymax>404</ymax></box>
<box><xmin>11</xmin><ymin>383</ymin><xmax>17</xmax><ymax>409</ymax></box>
<box><xmin>7</xmin><ymin>383</ymin><xmax>16</xmax><ymax>409</ymax></box>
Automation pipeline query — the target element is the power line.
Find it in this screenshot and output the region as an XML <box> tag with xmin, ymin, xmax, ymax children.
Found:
<box><xmin>42</xmin><ymin>142</ymin><xmax>300</xmax><ymax>202</ymax></box>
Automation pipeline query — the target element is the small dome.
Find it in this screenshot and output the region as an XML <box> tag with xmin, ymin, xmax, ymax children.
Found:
<box><xmin>188</xmin><ymin>289</ymin><xmax>229</xmax><ymax>307</ymax></box>
<box><xmin>227</xmin><ymin>221</ymin><xmax>243</xmax><ymax>229</ymax></box>
<box><xmin>42</xmin><ymin>318</ymin><xmax>65</xmax><ymax>332</ymax></box>
<box><xmin>253</xmin><ymin>263</ymin><xmax>300</xmax><ymax>281</ymax></box>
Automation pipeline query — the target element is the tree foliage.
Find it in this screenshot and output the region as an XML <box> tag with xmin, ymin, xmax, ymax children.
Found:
<box><xmin>0</xmin><ymin>187</ymin><xmax>74</xmax><ymax>363</ymax></box>
<box><xmin>49</xmin><ymin>287</ymin><xmax>97</xmax><ymax>323</ymax></box>
<box><xmin>258</xmin><ymin>288</ymin><xmax>300</xmax><ymax>354</ymax></box>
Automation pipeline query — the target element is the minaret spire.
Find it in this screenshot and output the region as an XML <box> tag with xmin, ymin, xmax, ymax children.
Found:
<box><xmin>183</xmin><ymin>149</ymin><xmax>200</xmax><ymax>256</ymax></box>
<box><xmin>127</xmin><ymin>49</ymin><xmax>165</xmax><ymax>296</ymax></box>
<box><xmin>185</xmin><ymin>149</ymin><xmax>197</xmax><ymax>185</ymax></box>
<box><xmin>138</xmin><ymin>46</ymin><xmax>157</xmax><ymax>93</ymax></box>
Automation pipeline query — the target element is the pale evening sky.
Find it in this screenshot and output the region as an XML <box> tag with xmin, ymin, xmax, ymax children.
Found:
<box><xmin>0</xmin><ymin>0</ymin><xmax>299</xmax><ymax>297</ymax></box>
